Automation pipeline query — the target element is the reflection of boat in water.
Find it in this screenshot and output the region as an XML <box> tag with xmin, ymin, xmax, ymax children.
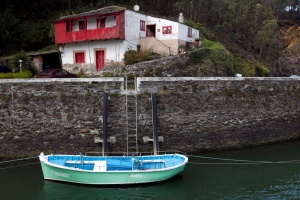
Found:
<box><xmin>38</xmin><ymin>172</ymin><xmax>187</xmax><ymax>200</ymax></box>
<box><xmin>39</xmin><ymin>153</ymin><xmax>188</xmax><ymax>185</ymax></box>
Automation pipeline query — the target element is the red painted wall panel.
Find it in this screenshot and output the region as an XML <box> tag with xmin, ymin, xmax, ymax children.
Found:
<box><xmin>117</xmin><ymin>11</ymin><xmax>125</xmax><ymax>39</ymax></box>
<box><xmin>54</xmin><ymin>12</ymin><xmax>126</xmax><ymax>44</ymax></box>
<box><xmin>55</xmin><ymin>22</ymin><xmax>67</xmax><ymax>44</ymax></box>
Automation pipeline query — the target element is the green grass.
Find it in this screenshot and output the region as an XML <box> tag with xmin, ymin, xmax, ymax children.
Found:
<box><xmin>202</xmin><ymin>38</ymin><xmax>224</xmax><ymax>49</ymax></box>
<box><xmin>0</xmin><ymin>71</ymin><xmax>33</xmax><ymax>79</ymax></box>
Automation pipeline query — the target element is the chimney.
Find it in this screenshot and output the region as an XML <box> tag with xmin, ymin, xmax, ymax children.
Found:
<box><xmin>179</xmin><ymin>13</ymin><xmax>184</xmax><ymax>23</ymax></box>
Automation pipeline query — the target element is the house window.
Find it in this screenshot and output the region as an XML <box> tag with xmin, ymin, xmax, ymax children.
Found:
<box><xmin>188</xmin><ymin>28</ymin><xmax>192</xmax><ymax>38</ymax></box>
<box><xmin>140</xmin><ymin>20</ymin><xmax>145</xmax><ymax>31</ymax></box>
<box><xmin>79</xmin><ymin>21</ymin><xmax>86</xmax><ymax>30</ymax></box>
<box><xmin>162</xmin><ymin>26</ymin><xmax>172</xmax><ymax>34</ymax></box>
<box><xmin>75</xmin><ymin>52</ymin><xmax>85</xmax><ymax>63</ymax></box>
<box><xmin>66</xmin><ymin>21</ymin><xmax>72</xmax><ymax>32</ymax></box>
<box><xmin>97</xmin><ymin>18</ymin><xmax>106</xmax><ymax>28</ymax></box>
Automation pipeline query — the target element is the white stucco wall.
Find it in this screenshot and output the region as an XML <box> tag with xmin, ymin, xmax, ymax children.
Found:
<box><xmin>123</xmin><ymin>11</ymin><xmax>199</xmax><ymax>49</ymax></box>
<box><xmin>146</xmin><ymin>17</ymin><xmax>199</xmax><ymax>42</ymax></box>
<box><xmin>124</xmin><ymin>10</ymin><xmax>147</xmax><ymax>50</ymax></box>
<box><xmin>146</xmin><ymin>16</ymin><xmax>180</xmax><ymax>41</ymax></box>
<box><xmin>124</xmin><ymin>11</ymin><xmax>199</xmax><ymax>43</ymax></box>
<box><xmin>87</xmin><ymin>18</ymin><xmax>97</xmax><ymax>29</ymax></box>
<box><xmin>178</xmin><ymin>23</ymin><xmax>199</xmax><ymax>42</ymax></box>
<box><xmin>72</xmin><ymin>20</ymin><xmax>80</xmax><ymax>31</ymax></box>
<box><xmin>60</xmin><ymin>40</ymin><xmax>126</xmax><ymax>65</ymax></box>
<box><xmin>105</xmin><ymin>15</ymin><xmax>116</xmax><ymax>27</ymax></box>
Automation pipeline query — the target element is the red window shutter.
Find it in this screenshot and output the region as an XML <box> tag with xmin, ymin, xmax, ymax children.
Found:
<box><xmin>75</xmin><ymin>52</ymin><xmax>85</xmax><ymax>63</ymax></box>
<box><xmin>140</xmin><ymin>20</ymin><xmax>145</xmax><ymax>31</ymax></box>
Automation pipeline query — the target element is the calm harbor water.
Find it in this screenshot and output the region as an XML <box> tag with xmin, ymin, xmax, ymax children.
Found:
<box><xmin>1</xmin><ymin>141</ymin><xmax>300</xmax><ymax>200</ymax></box>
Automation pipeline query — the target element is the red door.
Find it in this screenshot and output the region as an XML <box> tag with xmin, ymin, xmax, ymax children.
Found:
<box><xmin>146</xmin><ymin>25</ymin><xmax>156</xmax><ymax>37</ymax></box>
<box><xmin>96</xmin><ymin>50</ymin><xmax>105</xmax><ymax>71</ymax></box>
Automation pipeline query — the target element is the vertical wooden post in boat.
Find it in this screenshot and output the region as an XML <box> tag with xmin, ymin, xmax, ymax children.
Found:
<box><xmin>151</xmin><ymin>93</ymin><xmax>159</xmax><ymax>155</ymax></box>
<box><xmin>102</xmin><ymin>91</ymin><xmax>109</xmax><ymax>156</ymax></box>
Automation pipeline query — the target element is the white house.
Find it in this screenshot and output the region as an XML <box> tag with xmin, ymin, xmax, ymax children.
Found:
<box><xmin>54</xmin><ymin>6</ymin><xmax>199</xmax><ymax>74</ymax></box>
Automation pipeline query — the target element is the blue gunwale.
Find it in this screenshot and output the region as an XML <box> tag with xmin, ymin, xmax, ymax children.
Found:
<box><xmin>45</xmin><ymin>154</ymin><xmax>187</xmax><ymax>172</ymax></box>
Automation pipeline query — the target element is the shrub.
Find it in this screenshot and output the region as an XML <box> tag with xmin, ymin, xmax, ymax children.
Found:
<box><xmin>188</xmin><ymin>40</ymin><xmax>228</xmax><ymax>65</ymax></box>
<box><xmin>124</xmin><ymin>50</ymin><xmax>153</xmax><ymax>65</ymax></box>
<box><xmin>232</xmin><ymin>57</ymin><xmax>256</xmax><ymax>77</ymax></box>
<box><xmin>11</xmin><ymin>51</ymin><xmax>30</xmax><ymax>72</ymax></box>
<box><xmin>27</xmin><ymin>65</ymin><xmax>38</xmax><ymax>76</ymax></box>
<box><xmin>256</xmin><ymin>64</ymin><xmax>270</xmax><ymax>77</ymax></box>
<box><xmin>124</xmin><ymin>50</ymin><xmax>138</xmax><ymax>65</ymax></box>
<box><xmin>77</xmin><ymin>68</ymin><xmax>87</xmax><ymax>78</ymax></box>
<box><xmin>188</xmin><ymin>48</ymin><xmax>211</xmax><ymax>64</ymax></box>
<box><xmin>0</xmin><ymin>71</ymin><xmax>33</xmax><ymax>79</ymax></box>
<box><xmin>136</xmin><ymin>49</ymin><xmax>152</xmax><ymax>62</ymax></box>
<box><xmin>103</xmin><ymin>72</ymin><xmax>115</xmax><ymax>77</ymax></box>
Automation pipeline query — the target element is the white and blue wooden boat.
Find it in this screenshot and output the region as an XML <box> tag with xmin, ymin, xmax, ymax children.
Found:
<box><xmin>39</xmin><ymin>153</ymin><xmax>188</xmax><ymax>185</ymax></box>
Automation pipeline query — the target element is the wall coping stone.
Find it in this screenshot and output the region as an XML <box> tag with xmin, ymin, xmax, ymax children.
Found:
<box><xmin>137</xmin><ymin>77</ymin><xmax>300</xmax><ymax>82</ymax></box>
<box><xmin>136</xmin><ymin>77</ymin><xmax>300</xmax><ymax>92</ymax></box>
<box><xmin>0</xmin><ymin>77</ymin><xmax>298</xmax><ymax>85</ymax></box>
<box><xmin>0</xmin><ymin>77</ymin><xmax>124</xmax><ymax>83</ymax></box>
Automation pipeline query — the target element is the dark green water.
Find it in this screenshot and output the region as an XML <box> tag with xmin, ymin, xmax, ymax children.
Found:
<box><xmin>1</xmin><ymin>141</ymin><xmax>300</xmax><ymax>200</ymax></box>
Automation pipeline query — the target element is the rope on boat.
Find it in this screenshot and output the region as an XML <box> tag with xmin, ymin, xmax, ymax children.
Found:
<box><xmin>189</xmin><ymin>162</ymin><xmax>266</xmax><ymax>165</ymax></box>
<box><xmin>0</xmin><ymin>156</ymin><xmax>37</xmax><ymax>164</ymax></box>
<box><xmin>187</xmin><ymin>155</ymin><xmax>300</xmax><ymax>165</ymax></box>
<box><xmin>0</xmin><ymin>162</ymin><xmax>39</xmax><ymax>170</ymax></box>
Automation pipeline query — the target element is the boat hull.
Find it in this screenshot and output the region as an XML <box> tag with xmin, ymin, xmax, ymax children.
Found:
<box><xmin>39</xmin><ymin>156</ymin><xmax>187</xmax><ymax>185</ymax></box>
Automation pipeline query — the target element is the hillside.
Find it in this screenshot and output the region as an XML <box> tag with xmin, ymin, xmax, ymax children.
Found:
<box><xmin>279</xmin><ymin>20</ymin><xmax>300</xmax><ymax>76</ymax></box>
<box><xmin>0</xmin><ymin>0</ymin><xmax>300</xmax><ymax>77</ymax></box>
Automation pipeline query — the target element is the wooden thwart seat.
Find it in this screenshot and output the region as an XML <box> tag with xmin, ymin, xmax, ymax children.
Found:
<box><xmin>93</xmin><ymin>161</ymin><xmax>107</xmax><ymax>172</ymax></box>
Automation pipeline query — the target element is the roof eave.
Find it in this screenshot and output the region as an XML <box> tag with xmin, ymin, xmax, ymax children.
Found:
<box><xmin>54</xmin><ymin>11</ymin><xmax>124</xmax><ymax>23</ymax></box>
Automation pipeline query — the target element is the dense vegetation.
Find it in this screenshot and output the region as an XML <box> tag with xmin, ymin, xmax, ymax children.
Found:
<box><xmin>1</xmin><ymin>0</ymin><xmax>300</xmax><ymax>76</ymax></box>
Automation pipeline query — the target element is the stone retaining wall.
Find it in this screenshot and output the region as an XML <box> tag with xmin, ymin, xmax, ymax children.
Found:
<box><xmin>137</xmin><ymin>77</ymin><xmax>300</xmax><ymax>152</ymax></box>
<box><xmin>0</xmin><ymin>77</ymin><xmax>299</xmax><ymax>157</ymax></box>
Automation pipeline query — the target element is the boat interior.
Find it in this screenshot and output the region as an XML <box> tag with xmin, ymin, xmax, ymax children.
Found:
<box><xmin>47</xmin><ymin>154</ymin><xmax>185</xmax><ymax>171</ymax></box>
